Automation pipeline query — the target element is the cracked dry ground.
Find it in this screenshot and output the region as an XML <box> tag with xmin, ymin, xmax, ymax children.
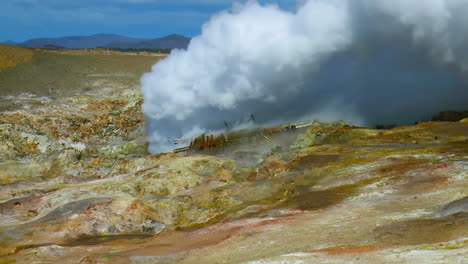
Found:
<box><xmin>0</xmin><ymin>86</ymin><xmax>467</xmax><ymax>263</ymax></box>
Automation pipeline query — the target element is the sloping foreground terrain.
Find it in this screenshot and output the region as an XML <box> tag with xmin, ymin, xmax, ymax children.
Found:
<box><xmin>0</xmin><ymin>46</ymin><xmax>467</xmax><ymax>263</ymax></box>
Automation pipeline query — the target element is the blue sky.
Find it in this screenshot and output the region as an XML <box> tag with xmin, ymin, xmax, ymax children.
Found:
<box><xmin>1</xmin><ymin>0</ymin><xmax>297</xmax><ymax>42</ymax></box>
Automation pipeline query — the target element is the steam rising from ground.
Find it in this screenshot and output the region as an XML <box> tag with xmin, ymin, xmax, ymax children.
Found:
<box><xmin>142</xmin><ymin>0</ymin><xmax>468</xmax><ymax>153</ymax></box>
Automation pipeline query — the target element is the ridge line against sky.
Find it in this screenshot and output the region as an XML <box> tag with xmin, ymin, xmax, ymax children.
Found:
<box><xmin>1</xmin><ymin>0</ymin><xmax>296</xmax><ymax>42</ymax></box>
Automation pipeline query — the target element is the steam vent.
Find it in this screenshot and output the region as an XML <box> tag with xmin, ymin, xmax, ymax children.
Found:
<box><xmin>1</xmin><ymin>0</ymin><xmax>468</xmax><ymax>262</ymax></box>
<box><xmin>1</xmin><ymin>44</ymin><xmax>467</xmax><ymax>261</ymax></box>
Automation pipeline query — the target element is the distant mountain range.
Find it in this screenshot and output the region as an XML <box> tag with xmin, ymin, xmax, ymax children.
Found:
<box><xmin>2</xmin><ymin>34</ymin><xmax>191</xmax><ymax>50</ymax></box>
<box><xmin>3</xmin><ymin>40</ymin><xmax>17</xmax><ymax>46</ymax></box>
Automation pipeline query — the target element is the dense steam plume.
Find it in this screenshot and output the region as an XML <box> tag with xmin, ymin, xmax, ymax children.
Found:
<box><xmin>141</xmin><ymin>0</ymin><xmax>468</xmax><ymax>153</ymax></box>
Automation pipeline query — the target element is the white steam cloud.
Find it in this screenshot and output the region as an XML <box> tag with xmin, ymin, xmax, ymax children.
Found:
<box><xmin>142</xmin><ymin>0</ymin><xmax>468</xmax><ymax>153</ymax></box>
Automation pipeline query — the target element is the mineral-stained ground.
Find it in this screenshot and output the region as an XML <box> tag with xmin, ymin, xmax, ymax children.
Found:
<box><xmin>0</xmin><ymin>46</ymin><xmax>467</xmax><ymax>264</ymax></box>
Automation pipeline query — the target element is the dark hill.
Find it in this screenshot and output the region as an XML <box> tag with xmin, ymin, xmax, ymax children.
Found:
<box><xmin>107</xmin><ymin>34</ymin><xmax>190</xmax><ymax>49</ymax></box>
<box><xmin>19</xmin><ymin>34</ymin><xmax>143</xmax><ymax>49</ymax></box>
<box><xmin>6</xmin><ymin>34</ymin><xmax>191</xmax><ymax>50</ymax></box>
<box><xmin>2</xmin><ymin>40</ymin><xmax>17</xmax><ymax>45</ymax></box>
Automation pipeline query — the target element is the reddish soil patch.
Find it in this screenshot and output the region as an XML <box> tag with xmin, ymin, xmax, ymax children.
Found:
<box><xmin>310</xmin><ymin>244</ymin><xmax>389</xmax><ymax>255</ymax></box>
